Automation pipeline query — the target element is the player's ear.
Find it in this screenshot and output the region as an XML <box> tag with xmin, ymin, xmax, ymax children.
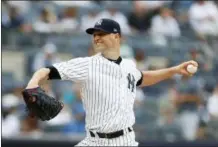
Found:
<box><xmin>116</xmin><ymin>33</ymin><xmax>120</xmax><ymax>39</ymax></box>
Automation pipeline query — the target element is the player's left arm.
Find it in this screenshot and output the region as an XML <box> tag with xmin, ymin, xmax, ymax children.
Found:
<box><xmin>137</xmin><ymin>60</ymin><xmax>198</xmax><ymax>87</ymax></box>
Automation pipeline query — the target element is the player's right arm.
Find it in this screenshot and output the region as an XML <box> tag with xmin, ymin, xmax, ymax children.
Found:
<box><xmin>138</xmin><ymin>60</ymin><xmax>198</xmax><ymax>87</ymax></box>
<box><xmin>26</xmin><ymin>57</ymin><xmax>90</xmax><ymax>89</ymax></box>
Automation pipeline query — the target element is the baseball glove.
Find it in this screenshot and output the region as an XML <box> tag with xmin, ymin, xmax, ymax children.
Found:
<box><xmin>22</xmin><ymin>87</ymin><xmax>64</xmax><ymax>121</ymax></box>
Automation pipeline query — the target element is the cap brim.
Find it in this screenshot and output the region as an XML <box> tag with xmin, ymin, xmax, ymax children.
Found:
<box><xmin>86</xmin><ymin>28</ymin><xmax>110</xmax><ymax>34</ymax></box>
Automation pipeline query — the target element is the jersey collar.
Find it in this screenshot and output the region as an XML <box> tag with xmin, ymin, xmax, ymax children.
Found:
<box><xmin>100</xmin><ymin>53</ymin><xmax>122</xmax><ymax>65</ymax></box>
<box><xmin>107</xmin><ymin>56</ymin><xmax>122</xmax><ymax>65</ymax></box>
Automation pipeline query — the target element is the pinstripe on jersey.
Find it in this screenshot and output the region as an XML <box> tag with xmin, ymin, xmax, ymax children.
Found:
<box><xmin>53</xmin><ymin>53</ymin><xmax>142</xmax><ymax>133</ymax></box>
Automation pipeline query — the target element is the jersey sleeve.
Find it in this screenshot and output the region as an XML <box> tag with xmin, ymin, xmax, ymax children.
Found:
<box><xmin>52</xmin><ymin>57</ymin><xmax>90</xmax><ymax>82</ymax></box>
<box><xmin>131</xmin><ymin>60</ymin><xmax>143</xmax><ymax>86</ymax></box>
<box><xmin>126</xmin><ymin>59</ymin><xmax>143</xmax><ymax>86</ymax></box>
<box><xmin>136</xmin><ymin>70</ymin><xmax>143</xmax><ymax>86</ymax></box>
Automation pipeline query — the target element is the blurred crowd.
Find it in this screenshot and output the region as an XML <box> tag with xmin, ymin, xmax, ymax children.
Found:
<box><xmin>2</xmin><ymin>1</ymin><xmax>218</xmax><ymax>40</ymax></box>
<box><xmin>2</xmin><ymin>0</ymin><xmax>218</xmax><ymax>142</ymax></box>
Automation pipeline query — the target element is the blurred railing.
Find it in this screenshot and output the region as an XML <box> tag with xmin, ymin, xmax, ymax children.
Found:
<box><xmin>2</xmin><ymin>29</ymin><xmax>203</xmax><ymax>58</ymax></box>
<box><xmin>1</xmin><ymin>29</ymin><xmax>200</xmax><ymax>49</ymax></box>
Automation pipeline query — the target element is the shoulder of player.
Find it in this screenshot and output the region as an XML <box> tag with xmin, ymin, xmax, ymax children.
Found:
<box><xmin>91</xmin><ymin>52</ymin><xmax>102</xmax><ymax>58</ymax></box>
<box><xmin>66</xmin><ymin>53</ymin><xmax>102</xmax><ymax>65</ymax></box>
<box><xmin>88</xmin><ymin>52</ymin><xmax>104</xmax><ymax>62</ymax></box>
<box><xmin>122</xmin><ymin>58</ymin><xmax>142</xmax><ymax>76</ymax></box>
<box><xmin>122</xmin><ymin>58</ymin><xmax>137</xmax><ymax>67</ymax></box>
<box><xmin>68</xmin><ymin>55</ymin><xmax>93</xmax><ymax>63</ymax></box>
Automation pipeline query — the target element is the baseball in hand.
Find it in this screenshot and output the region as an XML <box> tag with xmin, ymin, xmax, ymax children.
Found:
<box><xmin>187</xmin><ymin>64</ymin><xmax>197</xmax><ymax>74</ymax></box>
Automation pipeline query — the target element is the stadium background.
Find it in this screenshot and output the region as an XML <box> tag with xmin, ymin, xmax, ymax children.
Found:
<box><xmin>2</xmin><ymin>1</ymin><xmax>218</xmax><ymax>146</ymax></box>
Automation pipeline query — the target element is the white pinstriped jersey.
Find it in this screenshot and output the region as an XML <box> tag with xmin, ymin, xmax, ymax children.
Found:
<box><xmin>53</xmin><ymin>53</ymin><xmax>142</xmax><ymax>133</ymax></box>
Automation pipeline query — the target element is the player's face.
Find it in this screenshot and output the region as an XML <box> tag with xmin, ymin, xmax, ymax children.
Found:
<box><xmin>92</xmin><ymin>31</ymin><xmax>120</xmax><ymax>52</ymax></box>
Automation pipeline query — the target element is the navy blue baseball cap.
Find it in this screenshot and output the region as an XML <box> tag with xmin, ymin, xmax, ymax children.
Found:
<box><xmin>86</xmin><ymin>18</ymin><xmax>121</xmax><ymax>35</ymax></box>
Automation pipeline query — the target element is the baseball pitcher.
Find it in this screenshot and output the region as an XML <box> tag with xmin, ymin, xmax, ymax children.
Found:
<box><xmin>22</xmin><ymin>18</ymin><xmax>198</xmax><ymax>146</ymax></box>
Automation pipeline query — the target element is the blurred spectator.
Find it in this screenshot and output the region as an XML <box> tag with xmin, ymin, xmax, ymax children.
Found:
<box><xmin>97</xmin><ymin>5</ymin><xmax>131</xmax><ymax>35</ymax></box>
<box><xmin>12</xmin><ymin>82</ymin><xmax>27</xmax><ymax>116</ymax></box>
<box><xmin>133</xmin><ymin>1</ymin><xmax>173</xmax><ymax>26</ymax></box>
<box><xmin>189</xmin><ymin>0</ymin><xmax>218</xmax><ymax>39</ymax></box>
<box><xmin>32</xmin><ymin>6</ymin><xmax>57</xmax><ymax>33</ymax></box>
<box><xmin>157</xmin><ymin>83</ymin><xmax>182</xmax><ymax>141</ymax></box>
<box><xmin>134</xmin><ymin>49</ymin><xmax>150</xmax><ymax>71</ymax></box>
<box><xmin>92</xmin><ymin>0</ymin><xmax>103</xmax><ymax>5</ymax></box>
<box><xmin>2</xmin><ymin>2</ymin><xmax>10</xmax><ymax>27</ymax></box>
<box><xmin>170</xmin><ymin>1</ymin><xmax>193</xmax><ymax>35</ymax></box>
<box><xmin>80</xmin><ymin>8</ymin><xmax>100</xmax><ymax>32</ymax></box>
<box><xmin>127</xmin><ymin>2</ymin><xmax>152</xmax><ymax>34</ymax></box>
<box><xmin>171</xmin><ymin>1</ymin><xmax>193</xmax><ymax>12</ymax></box>
<box><xmin>196</xmin><ymin>102</ymin><xmax>210</xmax><ymax>140</ymax></box>
<box><xmin>120</xmin><ymin>37</ymin><xmax>135</xmax><ymax>60</ymax></box>
<box><xmin>2</xmin><ymin>72</ymin><xmax>15</xmax><ymax>94</ymax></box>
<box><xmin>2</xmin><ymin>81</ymin><xmax>28</xmax><ymax>139</ymax></box>
<box><xmin>214</xmin><ymin>60</ymin><xmax>218</xmax><ymax>78</ymax></box>
<box><xmin>53</xmin><ymin>1</ymin><xmax>95</xmax><ymax>8</ymax></box>
<box><xmin>2</xmin><ymin>93</ymin><xmax>21</xmax><ymax>138</ymax></box>
<box><xmin>32</xmin><ymin>43</ymin><xmax>61</xmax><ymax>72</ymax></box>
<box><xmin>135</xmin><ymin>88</ymin><xmax>146</xmax><ymax>108</ymax></box>
<box><xmin>207</xmin><ymin>84</ymin><xmax>218</xmax><ymax>120</ymax></box>
<box><xmin>206</xmin><ymin>83</ymin><xmax>218</xmax><ymax>139</ymax></box>
<box><xmin>102</xmin><ymin>1</ymin><xmax>130</xmax><ymax>6</ymax></box>
<box><xmin>215</xmin><ymin>0</ymin><xmax>218</xmax><ymax>6</ymax></box>
<box><xmin>20</xmin><ymin>116</ymin><xmax>43</xmax><ymax>137</ymax></box>
<box><xmin>62</xmin><ymin>85</ymin><xmax>85</xmax><ymax>133</ymax></box>
<box><xmin>150</xmin><ymin>7</ymin><xmax>181</xmax><ymax>46</ymax></box>
<box><xmin>189</xmin><ymin>0</ymin><xmax>218</xmax><ymax>60</ymax></box>
<box><xmin>186</xmin><ymin>48</ymin><xmax>212</xmax><ymax>72</ymax></box>
<box><xmin>174</xmin><ymin>76</ymin><xmax>201</xmax><ymax>141</ymax></box>
<box><xmin>187</xmin><ymin>49</ymin><xmax>204</xmax><ymax>62</ymax></box>
<box><xmin>2</xmin><ymin>5</ymin><xmax>26</xmax><ymax>31</ymax></box>
<box><xmin>57</xmin><ymin>7</ymin><xmax>79</xmax><ymax>33</ymax></box>
<box><xmin>2</xmin><ymin>81</ymin><xmax>26</xmax><ymax>114</ymax></box>
<box><xmin>6</xmin><ymin>1</ymin><xmax>31</xmax><ymax>15</ymax></box>
<box><xmin>135</xmin><ymin>1</ymin><xmax>172</xmax><ymax>11</ymax></box>
<box><xmin>158</xmin><ymin>84</ymin><xmax>177</xmax><ymax>127</ymax></box>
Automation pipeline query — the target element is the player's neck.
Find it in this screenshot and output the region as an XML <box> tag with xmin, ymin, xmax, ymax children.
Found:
<box><xmin>102</xmin><ymin>50</ymin><xmax>120</xmax><ymax>60</ymax></box>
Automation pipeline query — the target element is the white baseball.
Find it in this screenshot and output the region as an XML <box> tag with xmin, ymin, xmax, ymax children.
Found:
<box><xmin>187</xmin><ymin>64</ymin><xmax>197</xmax><ymax>74</ymax></box>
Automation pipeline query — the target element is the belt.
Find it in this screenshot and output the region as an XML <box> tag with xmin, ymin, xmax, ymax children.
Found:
<box><xmin>89</xmin><ymin>127</ymin><xmax>133</xmax><ymax>139</ymax></box>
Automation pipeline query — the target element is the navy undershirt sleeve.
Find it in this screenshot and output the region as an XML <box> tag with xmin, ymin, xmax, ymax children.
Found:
<box><xmin>136</xmin><ymin>71</ymin><xmax>143</xmax><ymax>86</ymax></box>
<box><xmin>46</xmin><ymin>66</ymin><xmax>61</xmax><ymax>80</ymax></box>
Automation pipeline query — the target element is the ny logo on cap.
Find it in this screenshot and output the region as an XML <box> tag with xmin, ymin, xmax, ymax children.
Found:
<box><xmin>96</xmin><ymin>19</ymin><xmax>103</xmax><ymax>26</ymax></box>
